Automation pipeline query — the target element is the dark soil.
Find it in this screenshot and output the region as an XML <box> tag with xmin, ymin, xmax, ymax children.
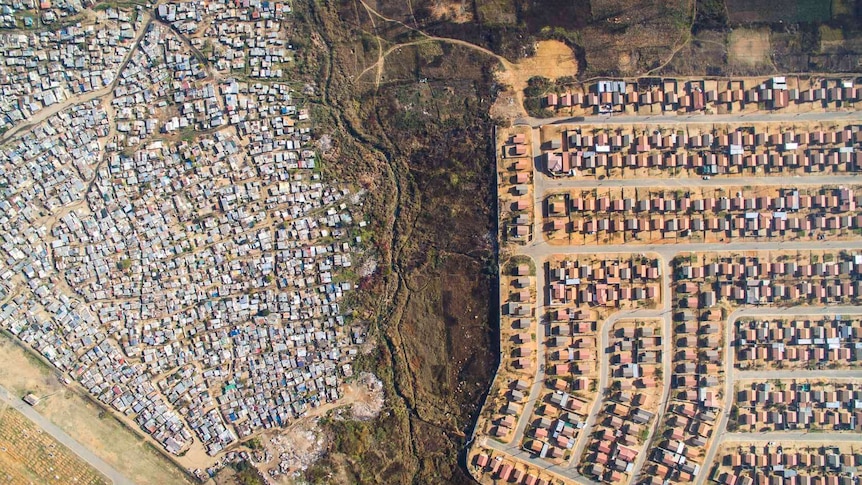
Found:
<box><xmin>293</xmin><ymin>1</ymin><xmax>502</xmax><ymax>484</ymax></box>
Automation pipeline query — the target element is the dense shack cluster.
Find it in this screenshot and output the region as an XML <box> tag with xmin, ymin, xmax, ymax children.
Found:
<box><xmin>0</xmin><ymin>0</ymin><xmax>368</xmax><ymax>475</ymax></box>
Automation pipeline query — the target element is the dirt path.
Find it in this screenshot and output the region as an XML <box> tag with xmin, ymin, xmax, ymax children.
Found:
<box><xmin>353</xmin><ymin>0</ymin><xmax>578</xmax><ymax>119</ymax></box>
<box><xmin>356</xmin><ymin>0</ymin><xmax>516</xmax><ymax>85</ymax></box>
<box><xmin>644</xmin><ymin>0</ymin><xmax>697</xmax><ymax>75</ymax></box>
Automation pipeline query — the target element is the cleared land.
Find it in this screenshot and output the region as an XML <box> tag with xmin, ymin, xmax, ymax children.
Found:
<box><xmin>727</xmin><ymin>29</ymin><xmax>771</xmax><ymax>68</ymax></box>
<box><xmin>0</xmin><ymin>406</ymin><xmax>108</xmax><ymax>485</ymax></box>
<box><xmin>492</xmin><ymin>40</ymin><xmax>580</xmax><ymax>120</ymax></box>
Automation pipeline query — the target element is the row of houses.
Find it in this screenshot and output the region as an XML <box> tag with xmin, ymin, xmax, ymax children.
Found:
<box><xmin>489</xmin><ymin>379</ymin><xmax>529</xmax><ymax>439</ymax></box>
<box><xmin>504</xmin><ymin>134</ymin><xmax>534</xmax><ymax>242</ymax></box>
<box><xmin>677</xmin><ymin>255</ymin><xmax>862</xmax><ymax>281</ymax></box>
<box><xmin>550</xmin><ymin>212</ymin><xmax>862</xmax><ymax>239</ymax></box>
<box><xmin>582</xmin><ymin>323</ymin><xmax>661</xmax><ymax>483</ymax></box>
<box><xmin>643</xmin><ymin>401</ymin><xmax>720</xmax><ymax>484</ymax></box>
<box><xmin>517</xmin><ymin>305</ymin><xmax>597</xmax><ymax>460</ymax></box>
<box><xmin>642</xmin><ymin>434</ymin><xmax>706</xmax><ymax>484</ymax></box>
<box><xmin>563</xmin><ymin>127</ymin><xmax>862</xmax><ymax>152</ymax></box>
<box><xmin>547</xmin><ymin>257</ymin><xmax>661</xmax><ymax>308</ymax></box>
<box><xmin>716</xmin><ymin>446</ymin><xmax>861</xmax><ymax>485</ymax></box>
<box><xmin>472</xmin><ymin>451</ymin><xmax>554</xmax><ymax>485</ymax></box>
<box><xmin>543</xmin><ymin>77</ymin><xmax>860</xmax><ymax>113</ymax></box>
<box><xmin>735</xmin><ymin>381</ymin><xmax>862</xmax><ymax>431</ymax></box>
<box><xmin>561</xmin><ymin>188</ymin><xmax>857</xmax><ymax>215</ymax></box>
<box><xmin>489</xmin><ymin>267</ymin><xmax>538</xmax><ymax>440</ymax></box>
<box><xmin>640</xmin><ymin>310</ymin><xmax>724</xmax><ymax>484</ymax></box>
<box><xmin>676</xmin><ymin>254</ymin><xmax>862</xmax><ymax>306</ymax></box>
<box><xmin>735</xmin><ymin>317</ymin><xmax>862</xmax><ymax>367</ymax></box>
<box><xmin>545</xmin><ymin>146</ymin><xmax>861</xmax><ymax>176</ymax></box>
<box><xmin>523</xmin><ymin>395</ymin><xmax>584</xmax><ymax>461</ymax></box>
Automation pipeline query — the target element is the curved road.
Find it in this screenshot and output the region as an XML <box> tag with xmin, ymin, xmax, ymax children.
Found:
<box><xmin>489</xmin><ymin>121</ymin><xmax>862</xmax><ymax>484</ymax></box>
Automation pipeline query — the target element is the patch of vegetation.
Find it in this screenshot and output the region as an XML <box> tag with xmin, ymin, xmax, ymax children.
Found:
<box><xmin>523</xmin><ymin>76</ymin><xmax>555</xmax><ymax>117</ymax></box>
<box><xmin>230</xmin><ymin>460</ymin><xmax>266</xmax><ymax>485</ymax></box>
<box><xmin>693</xmin><ymin>0</ymin><xmax>728</xmax><ymax>32</ymax></box>
<box><xmin>292</xmin><ymin>0</ymin><xmax>500</xmax><ymax>483</ymax></box>
<box><xmin>242</xmin><ymin>437</ymin><xmax>263</xmax><ymax>450</ymax></box>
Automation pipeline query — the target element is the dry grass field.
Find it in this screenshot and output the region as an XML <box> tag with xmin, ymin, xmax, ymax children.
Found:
<box><xmin>0</xmin><ymin>334</ymin><xmax>195</xmax><ymax>485</ymax></box>
<box><xmin>0</xmin><ymin>406</ymin><xmax>107</xmax><ymax>485</ymax></box>
<box><xmin>727</xmin><ymin>28</ymin><xmax>772</xmax><ymax>68</ymax></box>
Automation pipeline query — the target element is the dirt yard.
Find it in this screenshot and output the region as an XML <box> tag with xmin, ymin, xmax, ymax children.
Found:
<box><xmin>0</xmin><ymin>334</ymin><xmax>195</xmax><ymax>485</ymax></box>
<box><xmin>728</xmin><ymin>28</ymin><xmax>772</xmax><ymax>68</ymax></box>
<box><xmin>492</xmin><ymin>40</ymin><xmax>579</xmax><ymax>119</ymax></box>
<box><xmin>255</xmin><ymin>372</ymin><xmax>385</xmax><ymax>482</ymax></box>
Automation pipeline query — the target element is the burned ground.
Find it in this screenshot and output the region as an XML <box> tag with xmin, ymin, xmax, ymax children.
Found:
<box><xmin>293</xmin><ymin>1</ymin><xmax>501</xmax><ymax>484</ymax></box>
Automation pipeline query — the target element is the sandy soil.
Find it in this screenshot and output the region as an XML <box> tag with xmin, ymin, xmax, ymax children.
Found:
<box><xmin>728</xmin><ymin>28</ymin><xmax>772</xmax><ymax>67</ymax></box>
<box><xmin>257</xmin><ymin>372</ymin><xmax>385</xmax><ymax>482</ymax></box>
<box><xmin>492</xmin><ymin>40</ymin><xmax>579</xmax><ymax>120</ymax></box>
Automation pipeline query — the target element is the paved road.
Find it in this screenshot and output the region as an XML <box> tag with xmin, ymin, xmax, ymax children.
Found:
<box><xmin>492</xmin><ymin>105</ymin><xmax>862</xmax><ymax>483</ymax></box>
<box><xmin>720</xmin><ymin>432</ymin><xmax>862</xmax><ymax>443</ymax></box>
<box><xmin>504</xmin><ymin>259</ymin><xmax>549</xmax><ymax>451</ymax></box>
<box><xmin>0</xmin><ymin>385</ymin><xmax>134</xmax><ymax>485</ymax></box>
<box><xmin>736</xmin><ymin>369</ymin><xmax>862</xmax><ymax>380</ymax></box>
<box><xmin>482</xmin><ymin>435</ymin><xmax>589</xmax><ymax>484</ymax></box>
<box><xmin>514</xmin><ymin>110</ymin><xmax>862</xmax><ymax>128</ymax></box>
<box><xmin>629</xmin><ymin>264</ymin><xmax>674</xmax><ymax>482</ymax></box>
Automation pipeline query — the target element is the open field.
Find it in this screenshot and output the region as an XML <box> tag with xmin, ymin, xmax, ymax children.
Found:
<box><xmin>727</xmin><ymin>29</ymin><xmax>772</xmax><ymax>68</ymax></box>
<box><xmin>725</xmin><ymin>0</ymin><xmax>832</xmax><ymax>24</ymax></box>
<box><xmin>0</xmin><ymin>406</ymin><xmax>108</xmax><ymax>485</ymax></box>
<box><xmin>0</xmin><ymin>333</ymin><xmax>194</xmax><ymax>485</ymax></box>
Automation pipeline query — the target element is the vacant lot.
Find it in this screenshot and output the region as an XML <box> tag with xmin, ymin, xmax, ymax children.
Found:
<box><xmin>728</xmin><ymin>28</ymin><xmax>772</xmax><ymax>68</ymax></box>
<box><xmin>0</xmin><ymin>334</ymin><xmax>194</xmax><ymax>485</ymax></box>
<box><xmin>0</xmin><ymin>406</ymin><xmax>107</xmax><ymax>485</ymax></box>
